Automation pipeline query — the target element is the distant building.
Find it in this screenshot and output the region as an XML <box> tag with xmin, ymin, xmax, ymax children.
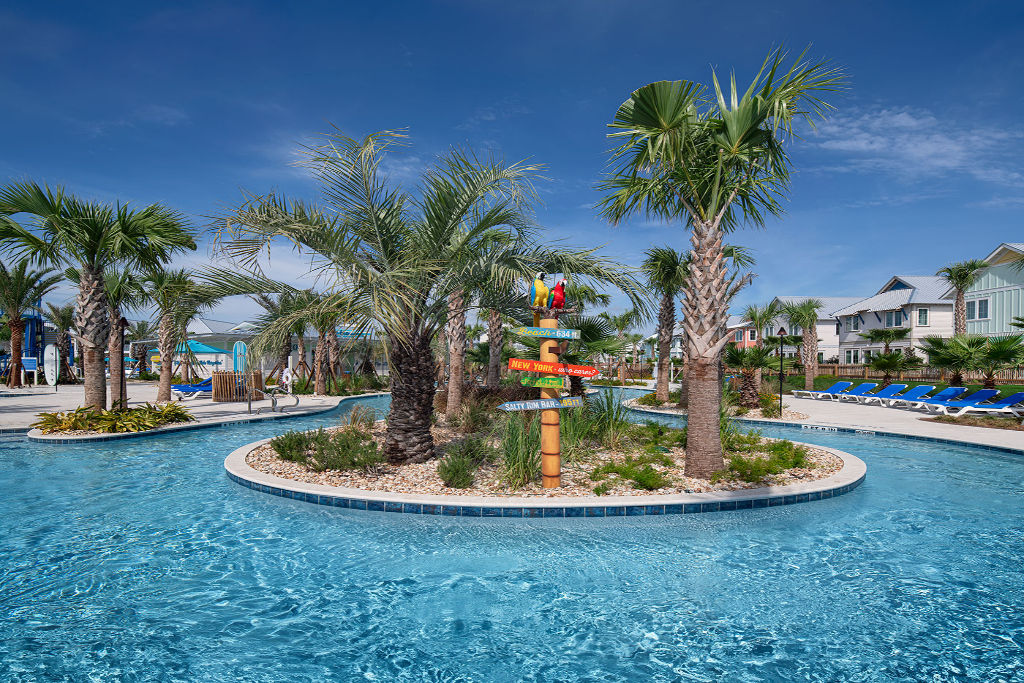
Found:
<box><xmin>955</xmin><ymin>242</ymin><xmax>1024</xmax><ymax>337</ymax></box>
<box><xmin>770</xmin><ymin>296</ymin><xmax>864</xmax><ymax>362</ymax></box>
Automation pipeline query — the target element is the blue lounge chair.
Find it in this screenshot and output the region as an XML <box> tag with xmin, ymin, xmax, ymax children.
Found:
<box><xmin>956</xmin><ymin>392</ymin><xmax>1024</xmax><ymax>418</ymax></box>
<box><xmin>879</xmin><ymin>385</ymin><xmax>935</xmax><ymax>407</ymax></box>
<box><xmin>899</xmin><ymin>386</ymin><xmax>966</xmax><ymax>410</ymax></box>
<box><xmin>171</xmin><ymin>377</ymin><xmax>213</xmax><ymax>400</ymax></box>
<box><xmin>834</xmin><ymin>383</ymin><xmax>878</xmax><ymax>401</ymax></box>
<box><xmin>920</xmin><ymin>389</ymin><xmax>1000</xmax><ymax>415</ymax></box>
<box><xmin>855</xmin><ymin>384</ymin><xmax>907</xmax><ymax>405</ymax></box>
<box><xmin>793</xmin><ymin>381</ymin><xmax>853</xmax><ymax>400</ymax></box>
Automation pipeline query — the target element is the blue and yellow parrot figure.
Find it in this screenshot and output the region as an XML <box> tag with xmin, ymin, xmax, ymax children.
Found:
<box><xmin>529</xmin><ymin>272</ymin><xmax>548</xmax><ymax>326</ymax></box>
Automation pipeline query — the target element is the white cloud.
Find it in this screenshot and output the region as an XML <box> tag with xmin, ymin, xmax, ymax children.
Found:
<box><xmin>810</xmin><ymin>106</ymin><xmax>1024</xmax><ymax>187</ymax></box>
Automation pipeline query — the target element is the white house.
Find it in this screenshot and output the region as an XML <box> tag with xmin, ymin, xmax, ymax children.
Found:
<box><xmin>955</xmin><ymin>242</ymin><xmax>1024</xmax><ymax>337</ymax></box>
<box><xmin>831</xmin><ymin>275</ymin><xmax>954</xmax><ymax>363</ymax></box>
<box><xmin>771</xmin><ymin>296</ymin><xmax>865</xmax><ymax>362</ymax></box>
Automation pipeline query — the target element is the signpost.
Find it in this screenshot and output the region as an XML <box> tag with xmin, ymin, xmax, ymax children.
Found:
<box><xmin>507</xmin><ymin>357</ymin><xmax>599</xmax><ymax>378</ymax></box>
<box><xmin>520</xmin><ymin>376</ymin><xmax>565</xmax><ymax>389</ymax></box>
<box><xmin>43</xmin><ymin>344</ymin><xmax>59</xmax><ymax>388</ymax></box>
<box><xmin>496</xmin><ymin>396</ymin><xmax>582</xmax><ymax>412</ymax></box>
<box><xmin>510</xmin><ymin>326</ymin><xmax>581</xmax><ymax>340</ymax></box>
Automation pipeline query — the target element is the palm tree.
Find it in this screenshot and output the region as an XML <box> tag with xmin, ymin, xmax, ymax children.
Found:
<box><xmin>1011</xmin><ymin>316</ymin><xmax>1024</xmax><ymax>330</ymax></box>
<box><xmin>937</xmin><ymin>260</ymin><xmax>988</xmax><ymax>336</ymax></box>
<box><xmin>782</xmin><ymin>299</ymin><xmax>824</xmax><ymax>391</ymax></box>
<box><xmin>743</xmin><ymin>300</ymin><xmax>783</xmax><ymax>394</ymax></box>
<box><xmin>0</xmin><ymin>260</ymin><xmax>61</xmax><ymax>387</ymax></box>
<box><xmin>976</xmin><ymin>335</ymin><xmax>1024</xmax><ymax>389</ymax></box>
<box><xmin>600</xmin><ymin>49</ymin><xmax>843</xmax><ymax>477</ymax></box>
<box><xmin>143</xmin><ymin>269</ymin><xmax>197</xmax><ymax>401</ymax></box>
<box><xmin>859</xmin><ymin>327</ymin><xmax>911</xmax><ymax>354</ymax></box>
<box><xmin>599</xmin><ymin>309</ymin><xmax>639</xmax><ymax>383</ymax></box>
<box><xmin>126</xmin><ymin>319</ymin><xmax>157</xmax><ymax>374</ymax></box>
<box><xmin>208</xmin><ymin>130</ymin><xmax>645</xmax><ymax>465</ymax></box>
<box><xmin>868</xmin><ymin>351</ymin><xmax>923</xmax><ymax>388</ymax></box>
<box><xmin>42</xmin><ymin>302</ymin><xmax>77</xmax><ymax>383</ymax></box>
<box><xmin>0</xmin><ymin>182</ymin><xmax>196</xmax><ymax>409</ymax></box>
<box><xmin>724</xmin><ymin>345</ymin><xmax>781</xmax><ymax>408</ymax></box>
<box><xmin>642</xmin><ymin>246</ymin><xmax>689</xmax><ymax>401</ymax></box>
<box><xmin>918</xmin><ymin>335</ymin><xmax>985</xmax><ymax>387</ymax></box>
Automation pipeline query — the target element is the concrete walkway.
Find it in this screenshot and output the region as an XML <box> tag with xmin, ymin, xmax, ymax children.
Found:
<box><xmin>0</xmin><ymin>383</ymin><xmax>343</xmax><ymax>430</ymax></box>
<box><xmin>781</xmin><ymin>396</ymin><xmax>1023</xmax><ymax>450</ymax></box>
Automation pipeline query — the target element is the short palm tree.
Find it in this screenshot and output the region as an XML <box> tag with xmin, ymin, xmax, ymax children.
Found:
<box><xmin>937</xmin><ymin>260</ymin><xmax>988</xmax><ymax>335</ymax></box>
<box><xmin>599</xmin><ymin>309</ymin><xmax>639</xmax><ymax>383</ymax></box>
<box><xmin>743</xmin><ymin>300</ymin><xmax>783</xmax><ymax>394</ymax></box>
<box><xmin>599</xmin><ymin>48</ymin><xmax>844</xmax><ymax>477</ymax></box>
<box><xmin>42</xmin><ymin>302</ymin><xmax>77</xmax><ymax>383</ymax></box>
<box><xmin>976</xmin><ymin>334</ymin><xmax>1024</xmax><ymax>389</ymax></box>
<box><xmin>868</xmin><ymin>351</ymin><xmax>923</xmax><ymax>388</ymax></box>
<box><xmin>0</xmin><ymin>182</ymin><xmax>196</xmax><ymax>408</ymax></box>
<box><xmin>642</xmin><ymin>246</ymin><xmax>689</xmax><ymax>401</ymax></box>
<box><xmin>918</xmin><ymin>335</ymin><xmax>986</xmax><ymax>387</ymax></box>
<box><xmin>724</xmin><ymin>345</ymin><xmax>780</xmax><ymax>408</ymax></box>
<box><xmin>126</xmin><ymin>319</ymin><xmax>157</xmax><ymax>374</ymax></box>
<box><xmin>859</xmin><ymin>327</ymin><xmax>911</xmax><ymax>354</ymax></box>
<box><xmin>782</xmin><ymin>298</ymin><xmax>824</xmax><ymax>391</ymax></box>
<box><xmin>0</xmin><ymin>260</ymin><xmax>62</xmax><ymax>387</ymax></box>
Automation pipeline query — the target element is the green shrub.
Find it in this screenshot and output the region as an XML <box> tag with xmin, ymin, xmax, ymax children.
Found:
<box><xmin>438</xmin><ymin>452</ymin><xmax>477</xmax><ymax>488</ymax></box>
<box><xmin>308</xmin><ymin>427</ymin><xmax>382</xmax><ymax>473</ymax></box>
<box><xmin>713</xmin><ymin>439</ymin><xmax>811</xmax><ymax>483</ymax></box>
<box><xmin>32</xmin><ymin>403</ymin><xmax>194</xmax><ymax>434</ymax></box>
<box><xmin>456</xmin><ymin>399</ymin><xmax>491</xmax><ymax>434</ymax></box>
<box><xmin>560</xmin><ymin>406</ymin><xmax>597</xmax><ymax>461</ymax></box>
<box><xmin>593</xmin><ymin>482</ymin><xmax>612</xmax><ymax>496</ymax></box>
<box><xmin>590</xmin><ymin>453</ymin><xmax>671</xmax><ymax>491</ymax></box>
<box><xmin>445</xmin><ymin>436</ymin><xmax>494</xmax><ymax>465</ymax></box>
<box><xmin>270</xmin><ymin>429</ymin><xmax>315</xmax><ymax>462</ymax></box>
<box><xmin>341</xmin><ymin>405</ymin><xmax>376</xmax><ymax>428</ymax></box>
<box><xmin>499</xmin><ymin>413</ymin><xmax>541</xmax><ymax>489</ymax></box>
<box><xmin>637</xmin><ymin>392</ymin><xmax>662</xmax><ymax>406</ymax></box>
<box><xmin>590</xmin><ymin>390</ymin><xmax>631</xmax><ymax>449</ymax></box>
<box><xmin>759</xmin><ymin>393</ymin><xmax>782</xmax><ymax>418</ymax></box>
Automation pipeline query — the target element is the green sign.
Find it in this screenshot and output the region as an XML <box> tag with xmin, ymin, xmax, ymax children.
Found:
<box><xmin>520</xmin><ymin>376</ymin><xmax>565</xmax><ymax>389</ymax></box>
<box><xmin>510</xmin><ymin>326</ymin><xmax>581</xmax><ymax>340</ymax></box>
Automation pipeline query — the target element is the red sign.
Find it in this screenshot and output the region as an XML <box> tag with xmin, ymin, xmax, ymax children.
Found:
<box><xmin>507</xmin><ymin>358</ymin><xmax>599</xmax><ymax>378</ymax></box>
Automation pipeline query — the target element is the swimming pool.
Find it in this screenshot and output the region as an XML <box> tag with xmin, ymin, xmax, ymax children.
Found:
<box><xmin>1</xmin><ymin>391</ymin><xmax>1022</xmax><ymax>680</ymax></box>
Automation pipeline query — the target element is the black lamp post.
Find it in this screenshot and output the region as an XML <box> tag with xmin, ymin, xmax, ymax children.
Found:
<box><xmin>777</xmin><ymin>327</ymin><xmax>786</xmax><ymax>416</ymax></box>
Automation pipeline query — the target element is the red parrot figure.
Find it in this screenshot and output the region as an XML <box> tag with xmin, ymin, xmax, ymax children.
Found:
<box><xmin>547</xmin><ymin>279</ymin><xmax>567</xmax><ymax>310</ymax></box>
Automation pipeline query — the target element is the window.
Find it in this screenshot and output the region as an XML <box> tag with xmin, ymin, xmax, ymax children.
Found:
<box><xmin>885</xmin><ymin>311</ymin><xmax>894</xmax><ymax>328</ymax></box>
<box><xmin>978</xmin><ymin>299</ymin><xmax>989</xmax><ymax>319</ymax></box>
<box><xmin>967</xmin><ymin>299</ymin><xmax>989</xmax><ymax>321</ymax></box>
<box><xmin>835</xmin><ymin>322</ymin><xmax>841</xmax><ymax>335</ymax></box>
<box><xmin>917</xmin><ymin>308</ymin><xmax>929</xmax><ymax>326</ymax></box>
<box><xmin>847</xmin><ymin>316</ymin><xmax>860</xmax><ymax>332</ymax></box>
<box><xmin>966</xmin><ymin>301</ymin><xmax>975</xmax><ymax>320</ymax></box>
<box><xmin>817</xmin><ymin>352</ymin><xmax>824</xmax><ymax>363</ymax></box>
<box><xmin>884</xmin><ymin>310</ymin><xmax>905</xmax><ymax>328</ymax></box>
<box><xmin>734</xmin><ymin>330</ymin><xmax>743</xmax><ymax>343</ymax></box>
<box><xmin>749</xmin><ymin>329</ymin><xmax>757</xmax><ymax>342</ymax></box>
<box><xmin>844</xmin><ymin>349</ymin><xmax>861</xmax><ymax>364</ymax></box>
<box><xmin>863</xmin><ymin>350</ymin><xmax>872</xmax><ymax>362</ymax></box>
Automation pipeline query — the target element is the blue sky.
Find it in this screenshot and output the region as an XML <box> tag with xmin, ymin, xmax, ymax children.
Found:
<box><xmin>2</xmin><ymin>1</ymin><xmax>1022</xmax><ymax>333</ymax></box>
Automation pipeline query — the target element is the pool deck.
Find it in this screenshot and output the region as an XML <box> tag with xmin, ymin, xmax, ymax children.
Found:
<box><xmin>0</xmin><ymin>383</ymin><xmax>344</xmax><ymax>432</ymax></box>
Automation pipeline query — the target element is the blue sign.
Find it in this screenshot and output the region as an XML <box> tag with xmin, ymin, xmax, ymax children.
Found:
<box><xmin>232</xmin><ymin>341</ymin><xmax>248</xmax><ymax>372</ymax></box>
<box><xmin>21</xmin><ymin>357</ymin><xmax>38</xmax><ymax>372</ymax></box>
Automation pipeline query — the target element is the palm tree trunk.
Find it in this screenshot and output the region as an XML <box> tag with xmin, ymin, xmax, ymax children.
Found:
<box><xmin>6</xmin><ymin>319</ymin><xmax>25</xmax><ymax>388</ymax></box>
<box><xmin>276</xmin><ymin>335</ymin><xmax>291</xmax><ymax>381</ymax></box>
<box><xmin>314</xmin><ymin>334</ymin><xmax>327</xmax><ymax>395</ymax></box>
<box><xmin>75</xmin><ymin>265</ymin><xmax>110</xmax><ymax>410</ymax></box>
<box><xmin>328</xmin><ymin>328</ymin><xmax>340</xmax><ymax>387</ymax></box>
<box><xmin>384</xmin><ymin>330</ymin><xmax>435</xmax><ymax>464</ymax></box>
<box><xmin>108</xmin><ymin>307</ymin><xmax>124</xmax><ymax>409</ymax></box>
<box><xmin>57</xmin><ymin>330</ymin><xmax>74</xmax><ymax>383</ymax></box>
<box><xmin>297</xmin><ymin>334</ymin><xmax>307</xmax><ymax>379</ymax></box>
<box><xmin>486</xmin><ymin>309</ymin><xmax>502</xmax><ymax>388</ymax></box>
<box><xmin>445</xmin><ymin>291</ymin><xmax>467</xmax><ymax>421</ymax></box>
<box><xmin>156</xmin><ymin>312</ymin><xmax>175</xmax><ymax>402</ymax></box>
<box><xmin>655</xmin><ymin>293</ymin><xmax>673</xmax><ymax>402</ymax></box>
<box><xmin>679</xmin><ymin>219</ymin><xmax>731</xmax><ymax>477</ymax></box>
<box><xmin>740</xmin><ymin>370</ymin><xmax>759</xmax><ymax>408</ymax></box>
<box><xmin>802</xmin><ymin>326</ymin><xmax>818</xmax><ymax>391</ymax></box>
<box><xmin>954</xmin><ymin>290</ymin><xmax>967</xmax><ymax>336</ymax></box>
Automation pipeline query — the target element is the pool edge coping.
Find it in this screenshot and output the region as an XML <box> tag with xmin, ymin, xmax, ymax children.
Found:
<box><xmin>223</xmin><ymin>439</ymin><xmax>866</xmax><ymax>517</ymax></box>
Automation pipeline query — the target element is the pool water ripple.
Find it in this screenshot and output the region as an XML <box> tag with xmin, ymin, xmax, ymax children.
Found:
<box><xmin>1</xmin><ymin>391</ymin><xmax>1022</xmax><ymax>680</ymax></box>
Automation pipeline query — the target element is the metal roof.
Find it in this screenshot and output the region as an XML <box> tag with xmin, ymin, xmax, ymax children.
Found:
<box><xmin>773</xmin><ymin>296</ymin><xmax>865</xmax><ymax>318</ymax></box>
<box><xmin>832</xmin><ymin>275</ymin><xmax>951</xmax><ymax>317</ymax></box>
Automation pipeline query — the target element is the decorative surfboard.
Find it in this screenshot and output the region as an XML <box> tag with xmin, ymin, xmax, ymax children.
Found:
<box><xmin>508</xmin><ymin>358</ymin><xmax>599</xmax><ymax>378</ymax></box>
<box><xmin>496</xmin><ymin>396</ymin><xmax>583</xmax><ymax>412</ymax></box>
<box><xmin>520</xmin><ymin>376</ymin><xmax>566</xmax><ymax>389</ymax></box>
<box><xmin>510</xmin><ymin>326</ymin><xmax>581</xmax><ymax>340</ymax></box>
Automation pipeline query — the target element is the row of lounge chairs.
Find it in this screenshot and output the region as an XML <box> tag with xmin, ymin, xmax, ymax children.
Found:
<box><xmin>792</xmin><ymin>381</ymin><xmax>1024</xmax><ymax>417</ymax></box>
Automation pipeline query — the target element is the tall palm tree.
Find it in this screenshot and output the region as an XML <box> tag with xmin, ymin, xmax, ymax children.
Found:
<box><xmin>600</xmin><ymin>49</ymin><xmax>843</xmax><ymax>477</ymax></box>
<box><xmin>207</xmin><ymin>130</ymin><xmax>645</xmax><ymax>465</ymax></box>
<box><xmin>859</xmin><ymin>327</ymin><xmax>911</xmax><ymax>354</ymax></box>
<box><xmin>642</xmin><ymin>246</ymin><xmax>689</xmax><ymax>401</ymax></box>
<box><xmin>724</xmin><ymin>345</ymin><xmax>782</xmax><ymax>408</ymax></box>
<box><xmin>0</xmin><ymin>260</ymin><xmax>61</xmax><ymax>387</ymax></box>
<box><xmin>42</xmin><ymin>302</ymin><xmax>77</xmax><ymax>383</ymax></box>
<box><xmin>143</xmin><ymin>269</ymin><xmax>197</xmax><ymax>401</ymax></box>
<box><xmin>937</xmin><ymin>259</ymin><xmax>988</xmax><ymax>336</ymax></box>
<box><xmin>782</xmin><ymin>299</ymin><xmax>824</xmax><ymax>391</ymax></box>
<box><xmin>0</xmin><ymin>182</ymin><xmax>196</xmax><ymax>409</ymax></box>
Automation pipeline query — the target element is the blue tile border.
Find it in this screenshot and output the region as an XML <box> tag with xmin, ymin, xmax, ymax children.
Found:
<box><xmin>221</xmin><ymin>472</ymin><xmax>869</xmax><ymax>519</ymax></box>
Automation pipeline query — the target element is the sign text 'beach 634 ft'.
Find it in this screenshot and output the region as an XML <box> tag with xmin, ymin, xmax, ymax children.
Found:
<box><xmin>507</xmin><ymin>358</ymin><xmax>599</xmax><ymax>378</ymax></box>
<box><xmin>510</xmin><ymin>326</ymin><xmax>581</xmax><ymax>340</ymax></box>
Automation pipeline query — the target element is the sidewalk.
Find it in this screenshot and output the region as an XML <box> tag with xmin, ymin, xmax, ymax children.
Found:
<box><xmin>0</xmin><ymin>383</ymin><xmax>343</xmax><ymax>430</ymax></box>
<box><xmin>781</xmin><ymin>396</ymin><xmax>1023</xmax><ymax>451</ymax></box>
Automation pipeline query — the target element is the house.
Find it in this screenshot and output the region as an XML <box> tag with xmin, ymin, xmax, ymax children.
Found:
<box><xmin>831</xmin><ymin>275</ymin><xmax>954</xmax><ymax>363</ymax></box>
<box><xmin>957</xmin><ymin>243</ymin><xmax>1024</xmax><ymax>336</ymax></box>
<box><xmin>770</xmin><ymin>296</ymin><xmax>864</xmax><ymax>362</ymax></box>
<box><xmin>725</xmin><ymin>314</ymin><xmax>758</xmax><ymax>349</ymax></box>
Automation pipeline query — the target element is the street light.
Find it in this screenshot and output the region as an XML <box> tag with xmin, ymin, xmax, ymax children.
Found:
<box><xmin>777</xmin><ymin>327</ymin><xmax>786</xmax><ymax>417</ymax></box>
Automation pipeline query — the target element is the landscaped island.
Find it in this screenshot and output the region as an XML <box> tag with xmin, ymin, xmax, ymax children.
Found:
<box><xmin>32</xmin><ymin>403</ymin><xmax>195</xmax><ymax>435</ymax></box>
<box><xmin>244</xmin><ymin>397</ymin><xmax>841</xmax><ymax>498</ymax></box>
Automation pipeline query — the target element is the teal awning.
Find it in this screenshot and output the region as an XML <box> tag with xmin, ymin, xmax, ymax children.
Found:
<box><xmin>175</xmin><ymin>340</ymin><xmax>231</xmax><ymax>355</ymax></box>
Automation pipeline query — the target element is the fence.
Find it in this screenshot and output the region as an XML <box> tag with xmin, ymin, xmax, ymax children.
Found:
<box><xmin>211</xmin><ymin>371</ymin><xmax>264</xmax><ymax>402</ymax></box>
<box><xmin>812</xmin><ymin>364</ymin><xmax>1024</xmax><ymax>385</ymax></box>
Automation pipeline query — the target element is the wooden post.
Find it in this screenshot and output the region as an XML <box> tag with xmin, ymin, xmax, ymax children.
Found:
<box><xmin>539</xmin><ymin>316</ymin><xmax>561</xmax><ymax>488</ymax></box>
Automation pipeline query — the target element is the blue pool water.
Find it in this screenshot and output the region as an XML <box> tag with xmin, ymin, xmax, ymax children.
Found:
<box><xmin>1</xmin><ymin>390</ymin><xmax>1022</xmax><ymax>681</ymax></box>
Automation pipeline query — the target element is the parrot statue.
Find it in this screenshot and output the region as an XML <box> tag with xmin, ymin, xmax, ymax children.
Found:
<box><xmin>547</xmin><ymin>278</ymin><xmax>567</xmax><ymax>310</ymax></box>
<box><xmin>529</xmin><ymin>272</ymin><xmax>548</xmax><ymax>326</ymax></box>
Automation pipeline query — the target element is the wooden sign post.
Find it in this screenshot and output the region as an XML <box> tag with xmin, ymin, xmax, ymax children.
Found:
<box><xmin>539</xmin><ymin>316</ymin><xmax>562</xmax><ymax>488</ymax></box>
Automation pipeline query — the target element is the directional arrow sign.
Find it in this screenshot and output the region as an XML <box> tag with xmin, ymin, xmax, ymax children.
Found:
<box><xmin>520</xmin><ymin>376</ymin><xmax>565</xmax><ymax>389</ymax></box>
<box><xmin>508</xmin><ymin>358</ymin><xmax>599</xmax><ymax>378</ymax></box>
<box><xmin>497</xmin><ymin>396</ymin><xmax>583</xmax><ymax>412</ymax></box>
<box><xmin>510</xmin><ymin>326</ymin><xmax>581</xmax><ymax>340</ymax></box>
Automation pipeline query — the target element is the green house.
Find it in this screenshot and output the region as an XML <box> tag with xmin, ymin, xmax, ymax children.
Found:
<box><xmin>958</xmin><ymin>243</ymin><xmax>1024</xmax><ymax>336</ymax></box>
